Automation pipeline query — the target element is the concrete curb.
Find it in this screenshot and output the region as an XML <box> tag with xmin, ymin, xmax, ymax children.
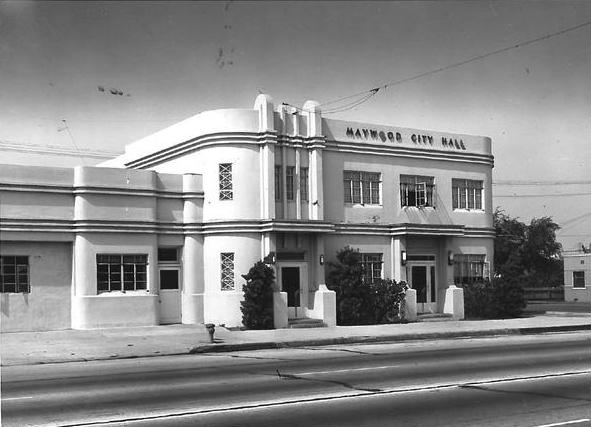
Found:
<box><xmin>188</xmin><ymin>323</ymin><xmax>591</xmax><ymax>354</ymax></box>
<box><xmin>4</xmin><ymin>323</ymin><xmax>591</xmax><ymax>367</ymax></box>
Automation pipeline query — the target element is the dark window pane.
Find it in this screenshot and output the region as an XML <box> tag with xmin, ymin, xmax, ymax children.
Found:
<box><xmin>3</xmin><ymin>283</ymin><xmax>16</xmax><ymax>293</ymax></box>
<box><xmin>158</xmin><ymin>248</ymin><xmax>178</xmax><ymax>262</ymax></box>
<box><xmin>160</xmin><ymin>270</ymin><xmax>179</xmax><ymax>289</ymax></box>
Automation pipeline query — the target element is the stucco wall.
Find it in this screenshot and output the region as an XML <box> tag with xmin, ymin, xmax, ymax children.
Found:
<box><xmin>322</xmin><ymin>150</ymin><xmax>492</xmax><ymax>229</ymax></box>
<box><xmin>151</xmin><ymin>145</ymin><xmax>261</xmax><ymax>222</ymax></box>
<box><xmin>1</xmin><ymin>241</ymin><xmax>72</xmax><ymax>332</ymax></box>
<box><xmin>202</xmin><ymin>233</ymin><xmax>261</xmax><ymax>326</ymax></box>
<box><xmin>564</xmin><ymin>254</ymin><xmax>591</xmax><ymax>302</ymax></box>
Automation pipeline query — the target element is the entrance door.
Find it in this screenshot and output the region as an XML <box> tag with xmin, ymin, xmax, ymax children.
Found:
<box><xmin>409</xmin><ymin>263</ymin><xmax>437</xmax><ymax>313</ymax></box>
<box><xmin>159</xmin><ymin>269</ymin><xmax>181</xmax><ymax>324</ymax></box>
<box><xmin>281</xmin><ymin>266</ymin><xmax>302</xmax><ymax>319</ymax></box>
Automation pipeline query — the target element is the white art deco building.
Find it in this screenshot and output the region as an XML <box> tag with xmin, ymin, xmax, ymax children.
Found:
<box><xmin>0</xmin><ymin>94</ymin><xmax>494</xmax><ymax>331</ymax></box>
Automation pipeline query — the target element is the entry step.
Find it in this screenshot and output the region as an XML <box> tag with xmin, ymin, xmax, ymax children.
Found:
<box><xmin>288</xmin><ymin>317</ymin><xmax>326</xmax><ymax>328</ymax></box>
<box><xmin>417</xmin><ymin>313</ymin><xmax>455</xmax><ymax>322</ymax></box>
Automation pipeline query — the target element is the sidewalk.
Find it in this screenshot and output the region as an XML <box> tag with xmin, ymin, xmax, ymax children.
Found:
<box><xmin>2</xmin><ymin>314</ymin><xmax>591</xmax><ymax>367</ymax></box>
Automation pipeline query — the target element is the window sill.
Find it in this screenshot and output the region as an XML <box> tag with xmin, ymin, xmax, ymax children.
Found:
<box><xmin>453</xmin><ymin>208</ymin><xmax>484</xmax><ymax>212</ymax></box>
<box><xmin>96</xmin><ymin>290</ymin><xmax>150</xmax><ymax>296</ymax></box>
<box><xmin>345</xmin><ymin>203</ymin><xmax>383</xmax><ymax>208</ymax></box>
<box><xmin>401</xmin><ymin>205</ymin><xmax>436</xmax><ymax>210</ymax></box>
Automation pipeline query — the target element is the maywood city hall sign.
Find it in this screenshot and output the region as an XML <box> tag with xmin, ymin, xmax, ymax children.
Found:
<box><xmin>346</xmin><ymin>127</ymin><xmax>466</xmax><ymax>150</ymax></box>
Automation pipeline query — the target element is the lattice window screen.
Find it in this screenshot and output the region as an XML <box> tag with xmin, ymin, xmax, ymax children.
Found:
<box><xmin>220</xmin><ymin>252</ymin><xmax>235</xmax><ymax>290</ymax></box>
<box><xmin>219</xmin><ymin>163</ymin><xmax>233</xmax><ymax>200</ymax></box>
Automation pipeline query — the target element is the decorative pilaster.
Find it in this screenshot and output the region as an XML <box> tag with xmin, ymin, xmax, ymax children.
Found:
<box><xmin>182</xmin><ymin>173</ymin><xmax>204</xmax><ymax>324</ymax></box>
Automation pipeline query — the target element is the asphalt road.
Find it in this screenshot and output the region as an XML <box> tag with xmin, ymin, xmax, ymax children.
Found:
<box><xmin>2</xmin><ymin>332</ymin><xmax>591</xmax><ymax>427</ymax></box>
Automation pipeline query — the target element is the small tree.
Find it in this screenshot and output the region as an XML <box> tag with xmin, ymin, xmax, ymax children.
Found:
<box><xmin>241</xmin><ymin>261</ymin><xmax>275</xmax><ymax>329</ymax></box>
<box><xmin>326</xmin><ymin>247</ymin><xmax>373</xmax><ymax>325</ymax></box>
<box><xmin>369</xmin><ymin>279</ymin><xmax>408</xmax><ymax>324</ymax></box>
<box><xmin>327</xmin><ymin>247</ymin><xmax>408</xmax><ymax>325</ymax></box>
<box><xmin>463</xmin><ymin>277</ymin><xmax>526</xmax><ymax>319</ymax></box>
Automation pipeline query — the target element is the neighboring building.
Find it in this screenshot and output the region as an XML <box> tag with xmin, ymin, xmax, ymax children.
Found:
<box><xmin>1</xmin><ymin>94</ymin><xmax>494</xmax><ymax>331</ymax></box>
<box><xmin>564</xmin><ymin>252</ymin><xmax>591</xmax><ymax>302</ymax></box>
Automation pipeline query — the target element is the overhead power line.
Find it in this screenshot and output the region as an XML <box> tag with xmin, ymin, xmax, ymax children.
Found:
<box><xmin>288</xmin><ymin>17</ymin><xmax>591</xmax><ymax>114</ymax></box>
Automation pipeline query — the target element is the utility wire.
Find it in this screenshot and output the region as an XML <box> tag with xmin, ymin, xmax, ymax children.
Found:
<box><xmin>58</xmin><ymin>119</ymin><xmax>86</xmax><ymax>165</ymax></box>
<box><xmin>291</xmin><ymin>17</ymin><xmax>591</xmax><ymax>114</ymax></box>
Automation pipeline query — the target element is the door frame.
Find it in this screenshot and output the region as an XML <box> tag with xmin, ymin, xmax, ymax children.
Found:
<box><xmin>407</xmin><ymin>260</ymin><xmax>437</xmax><ymax>314</ymax></box>
<box><xmin>158</xmin><ymin>267</ymin><xmax>182</xmax><ymax>324</ymax></box>
<box><xmin>276</xmin><ymin>262</ymin><xmax>308</xmax><ymax>319</ymax></box>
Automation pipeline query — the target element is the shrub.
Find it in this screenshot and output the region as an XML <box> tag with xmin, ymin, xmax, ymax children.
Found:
<box><xmin>327</xmin><ymin>246</ymin><xmax>408</xmax><ymax>325</ymax></box>
<box><xmin>240</xmin><ymin>261</ymin><xmax>275</xmax><ymax>329</ymax></box>
<box><xmin>370</xmin><ymin>279</ymin><xmax>408</xmax><ymax>324</ymax></box>
<box><xmin>326</xmin><ymin>247</ymin><xmax>373</xmax><ymax>325</ymax></box>
<box><xmin>463</xmin><ymin>277</ymin><xmax>526</xmax><ymax>319</ymax></box>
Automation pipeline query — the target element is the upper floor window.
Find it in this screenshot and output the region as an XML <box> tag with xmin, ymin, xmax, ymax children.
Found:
<box><xmin>0</xmin><ymin>256</ymin><xmax>30</xmax><ymax>293</ymax></box>
<box><xmin>300</xmin><ymin>167</ymin><xmax>309</xmax><ymax>202</ymax></box>
<box><xmin>221</xmin><ymin>252</ymin><xmax>235</xmax><ymax>291</ymax></box>
<box><xmin>361</xmin><ymin>253</ymin><xmax>383</xmax><ymax>284</ymax></box>
<box><xmin>219</xmin><ymin>163</ymin><xmax>233</xmax><ymax>200</ymax></box>
<box><xmin>158</xmin><ymin>247</ymin><xmax>179</xmax><ymax>263</ymax></box>
<box><xmin>573</xmin><ymin>271</ymin><xmax>586</xmax><ymax>288</ymax></box>
<box><xmin>453</xmin><ymin>254</ymin><xmax>486</xmax><ymax>285</ymax></box>
<box><xmin>97</xmin><ymin>254</ymin><xmax>147</xmax><ymax>293</ymax></box>
<box><xmin>275</xmin><ymin>165</ymin><xmax>282</xmax><ymax>201</ymax></box>
<box><xmin>286</xmin><ymin>166</ymin><xmax>295</xmax><ymax>201</ymax></box>
<box><xmin>452</xmin><ymin>179</ymin><xmax>483</xmax><ymax>210</ymax></box>
<box><xmin>343</xmin><ymin>171</ymin><xmax>381</xmax><ymax>205</ymax></box>
<box><xmin>400</xmin><ymin>175</ymin><xmax>435</xmax><ymax>207</ymax></box>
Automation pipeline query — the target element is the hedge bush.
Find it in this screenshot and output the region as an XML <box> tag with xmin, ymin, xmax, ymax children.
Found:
<box><xmin>327</xmin><ymin>246</ymin><xmax>408</xmax><ymax>325</ymax></box>
<box><xmin>240</xmin><ymin>261</ymin><xmax>275</xmax><ymax>329</ymax></box>
<box><xmin>463</xmin><ymin>277</ymin><xmax>526</xmax><ymax>319</ymax></box>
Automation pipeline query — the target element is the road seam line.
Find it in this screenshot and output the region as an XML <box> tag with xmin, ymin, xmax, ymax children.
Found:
<box><xmin>54</xmin><ymin>369</ymin><xmax>591</xmax><ymax>426</ymax></box>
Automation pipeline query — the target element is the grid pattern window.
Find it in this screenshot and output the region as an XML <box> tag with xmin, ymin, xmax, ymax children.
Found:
<box><xmin>454</xmin><ymin>254</ymin><xmax>486</xmax><ymax>285</ymax></box>
<box><xmin>0</xmin><ymin>256</ymin><xmax>30</xmax><ymax>293</ymax></box>
<box><xmin>275</xmin><ymin>165</ymin><xmax>282</xmax><ymax>201</ymax></box>
<box><xmin>219</xmin><ymin>163</ymin><xmax>233</xmax><ymax>200</ymax></box>
<box><xmin>361</xmin><ymin>253</ymin><xmax>383</xmax><ymax>284</ymax></box>
<box><xmin>220</xmin><ymin>252</ymin><xmax>235</xmax><ymax>291</ymax></box>
<box><xmin>300</xmin><ymin>167</ymin><xmax>309</xmax><ymax>201</ymax></box>
<box><xmin>400</xmin><ymin>175</ymin><xmax>435</xmax><ymax>207</ymax></box>
<box><xmin>343</xmin><ymin>171</ymin><xmax>381</xmax><ymax>205</ymax></box>
<box><xmin>573</xmin><ymin>271</ymin><xmax>586</xmax><ymax>288</ymax></box>
<box><xmin>452</xmin><ymin>179</ymin><xmax>483</xmax><ymax>210</ymax></box>
<box><xmin>97</xmin><ymin>254</ymin><xmax>147</xmax><ymax>293</ymax></box>
<box><xmin>286</xmin><ymin>166</ymin><xmax>295</xmax><ymax>200</ymax></box>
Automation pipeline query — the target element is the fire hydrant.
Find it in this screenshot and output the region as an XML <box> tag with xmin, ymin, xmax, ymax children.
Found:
<box><xmin>205</xmin><ymin>323</ymin><xmax>215</xmax><ymax>343</ymax></box>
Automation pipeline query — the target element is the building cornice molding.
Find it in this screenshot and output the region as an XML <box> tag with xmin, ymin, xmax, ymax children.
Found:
<box><xmin>0</xmin><ymin>217</ymin><xmax>494</xmax><ymax>238</ymax></box>
<box><xmin>0</xmin><ymin>183</ymin><xmax>203</xmax><ymax>199</ymax></box>
<box><xmin>125</xmin><ymin>131</ymin><xmax>279</xmax><ymax>169</ymax></box>
<box><xmin>324</xmin><ymin>140</ymin><xmax>494</xmax><ymax>166</ymax></box>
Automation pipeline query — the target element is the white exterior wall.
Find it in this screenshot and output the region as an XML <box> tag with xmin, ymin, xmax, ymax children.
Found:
<box><xmin>322</xmin><ymin>150</ymin><xmax>492</xmax><ymax>229</ymax></box>
<box><xmin>72</xmin><ymin>233</ymin><xmax>159</xmax><ymax>329</ymax></box>
<box><xmin>202</xmin><ymin>233</ymin><xmax>261</xmax><ymax>326</ymax></box>
<box><xmin>564</xmin><ymin>254</ymin><xmax>591</xmax><ymax>302</ymax></box>
<box><xmin>0</xmin><ymin>242</ymin><xmax>72</xmax><ymax>332</ymax></box>
<box><xmin>151</xmin><ymin>146</ymin><xmax>262</xmax><ymax>221</ymax></box>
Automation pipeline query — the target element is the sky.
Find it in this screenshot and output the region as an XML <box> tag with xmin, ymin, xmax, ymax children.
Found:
<box><xmin>1</xmin><ymin>1</ymin><xmax>590</xmax><ymax>250</ymax></box>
